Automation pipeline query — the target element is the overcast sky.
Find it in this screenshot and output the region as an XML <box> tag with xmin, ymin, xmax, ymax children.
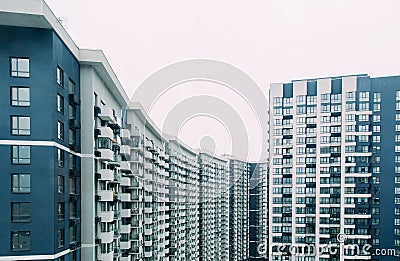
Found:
<box><xmin>45</xmin><ymin>0</ymin><xmax>400</xmax><ymax>160</ymax></box>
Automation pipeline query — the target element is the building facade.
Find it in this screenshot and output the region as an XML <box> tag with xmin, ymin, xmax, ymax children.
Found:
<box><xmin>0</xmin><ymin>5</ymin><xmax>81</xmax><ymax>260</ymax></box>
<box><xmin>269</xmin><ymin>75</ymin><xmax>400</xmax><ymax>261</ymax></box>
<box><xmin>0</xmin><ymin>1</ymin><xmax>267</xmax><ymax>260</ymax></box>
<box><xmin>229</xmin><ymin>159</ymin><xmax>250</xmax><ymax>261</ymax></box>
<box><xmin>199</xmin><ymin>152</ymin><xmax>230</xmax><ymax>261</ymax></box>
<box><xmin>248</xmin><ymin>162</ymin><xmax>268</xmax><ymax>261</ymax></box>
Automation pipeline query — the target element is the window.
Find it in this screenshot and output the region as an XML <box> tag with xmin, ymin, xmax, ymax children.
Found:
<box><xmin>58</xmin><ymin>176</ymin><xmax>64</xmax><ymax>193</ymax></box>
<box><xmin>11</xmin><ymin>58</ymin><xmax>29</xmax><ymax>77</ymax></box>
<box><xmin>69</xmin><ymin>128</ymin><xmax>76</xmax><ymax>146</ymax></box>
<box><xmin>373</xmin><ymin>92</ymin><xmax>381</xmax><ymax>102</ymax></box>
<box><xmin>58</xmin><ymin>203</ymin><xmax>65</xmax><ymax>220</ymax></box>
<box><xmin>57</xmin><ymin>121</ymin><xmax>64</xmax><ymax>140</ymax></box>
<box><xmin>68</xmin><ymin>79</ymin><xmax>75</xmax><ymax>94</ymax></box>
<box><xmin>57</xmin><ymin>149</ymin><xmax>65</xmax><ymax>167</ymax></box>
<box><xmin>346</xmin><ymin>92</ymin><xmax>356</xmax><ymax>101</ymax></box>
<box><xmin>12</xmin><ymin>146</ymin><xmax>30</xmax><ymax>164</ymax></box>
<box><xmin>70</xmin><ymin>226</ymin><xmax>77</xmax><ymax>242</ymax></box>
<box><xmin>57</xmin><ymin>229</ymin><xmax>65</xmax><ymax>248</ymax></box>
<box><xmin>11</xmin><ymin>203</ymin><xmax>30</xmax><ymax>222</ymax></box>
<box><xmin>359</xmin><ymin>91</ymin><xmax>369</xmax><ymax>102</ymax></box>
<box><xmin>57</xmin><ymin>94</ymin><xmax>64</xmax><ymax>114</ymax></box>
<box><xmin>11</xmin><ymin>231</ymin><xmax>30</xmax><ymax>251</ymax></box>
<box><xmin>56</xmin><ymin>66</ymin><xmax>64</xmax><ymax>86</ymax></box>
<box><xmin>11</xmin><ymin>87</ymin><xmax>30</xmax><ymax>106</ymax></box>
<box><xmin>11</xmin><ymin>116</ymin><xmax>30</xmax><ymax>135</ymax></box>
<box><xmin>11</xmin><ymin>174</ymin><xmax>30</xmax><ymax>193</ymax></box>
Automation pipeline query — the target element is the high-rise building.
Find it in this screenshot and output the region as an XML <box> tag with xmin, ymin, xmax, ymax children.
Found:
<box><xmin>199</xmin><ymin>152</ymin><xmax>229</xmax><ymax>261</ymax></box>
<box><xmin>269</xmin><ymin>74</ymin><xmax>400</xmax><ymax>261</ymax></box>
<box><xmin>0</xmin><ymin>1</ymin><xmax>267</xmax><ymax>260</ymax></box>
<box><xmin>0</xmin><ymin>2</ymin><xmax>82</xmax><ymax>260</ymax></box>
<box><xmin>248</xmin><ymin>162</ymin><xmax>268</xmax><ymax>261</ymax></box>
<box><xmin>228</xmin><ymin>158</ymin><xmax>250</xmax><ymax>261</ymax></box>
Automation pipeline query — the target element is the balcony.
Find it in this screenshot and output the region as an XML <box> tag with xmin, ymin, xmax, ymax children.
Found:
<box><xmin>97</xmin><ymin>190</ymin><xmax>113</xmax><ymax>202</ymax></box>
<box><xmin>121</xmin><ymin>208</ymin><xmax>131</xmax><ymax>218</ymax></box>
<box><xmin>144</xmin><ymin>228</ymin><xmax>152</xmax><ymax>235</ymax></box>
<box><xmin>121</xmin><ymin>223</ymin><xmax>131</xmax><ymax>234</ymax></box>
<box><xmin>97</xmin><ymin>148</ymin><xmax>114</xmax><ymax>162</ymax></box>
<box><xmin>98</xmin><ymin>106</ymin><xmax>114</xmax><ymax>122</ymax></box>
<box><xmin>98</xmin><ymin>169</ymin><xmax>113</xmax><ymax>181</ymax></box>
<box><xmin>144</xmin><ymin>217</ymin><xmax>153</xmax><ymax>224</ymax></box>
<box><xmin>98</xmin><ymin>210</ymin><xmax>114</xmax><ymax>223</ymax></box>
<box><xmin>98</xmin><ymin>230</ymin><xmax>114</xmax><ymax>244</ymax></box>
<box><xmin>120</xmin><ymin>145</ymin><xmax>131</xmax><ymax>156</ymax></box>
<box><xmin>121</xmin><ymin>240</ymin><xmax>131</xmax><ymax>250</ymax></box>
<box><xmin>97</xmin><ymin>251</ymin><xmax>113</xmax><ymax>261</ymax></box>
<box><xmin>98</xmin><ymin>127</ymin><xmax>114</xmax><ymax>139</ymax></box>
<box><xmin>109</xmin><ymin>116</ymin><xmax>122</xmax><ymax>130</ymax></box>
<box><xmin>121</xmin><ymin>193</ymin><xmax>131</xmax><ymax>202</ymax></box>
<box><xmin>120</xmin><ymin>129</ymin><xmax>131</xmax><ymax>140</ymax></box>
<box><xmin>120</xmin><ymin>177</ymin><xmax>130</xmax><ymax>186</ymax></box>
<box><xmin>120</xmin><ymin>161</ymin><xmax>131</xmax><ymax>173</ymax></box>
<box><xmin>144</xmin><ymin>162</ymin><xmax>153</xmax><ymax>170</ymax></box>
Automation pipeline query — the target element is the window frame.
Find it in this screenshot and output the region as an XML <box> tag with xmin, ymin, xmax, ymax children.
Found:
<box><xmin>11</xmin><ymin>146</ymin><xmax>31</xmax><ymax>165</ymax></box>
<box><xmin>11</xmin><ymin>202</ymin><xmax>31</xmax><ymax>222</ymax></box>
<box><xmin>11</xmin><ymin>86</ymin><xmax>30</xmax><ymax>107</ymax></box>
<box><xmin>11</xmin><ymin>116</ymin><xmax>31</xmax><ymax>136</ymax></box>
<box><xmin>56</xmin><ymin>66</ymin><xmax>64</xmax><ymax>86</ymax></box>
<box><xmin>11</xmin><ymin>231</ymin><xmax>30</xmax><ymax>251</ymax></box>
<box><xmin>10</xmin><ymin>57</ymin><xmax>30</xmax><ymax>78</ymax></box>
<box><xmin>11</xmin><ymin>174</ymin><xmax>30</xmax><ymax>193</ymax></box>
<box><xmin>57</xmin><ymin>121</ymin><xmax>64</xmax><ymax>141</ymax></box>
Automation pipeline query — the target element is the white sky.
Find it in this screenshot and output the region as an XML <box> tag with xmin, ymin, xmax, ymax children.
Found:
<box><xmin>45</xmin><ymin>0</ymin><xmax>400</xmax><ymax>160</ymax></box>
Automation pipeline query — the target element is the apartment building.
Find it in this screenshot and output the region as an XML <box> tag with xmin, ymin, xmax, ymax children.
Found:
<box><xmin>167</xmin><ymin>138</ymin><xmax>200</xmax><ymax>260</ymax></box>
<box><xmin>0</xmin><ymin>2</ymin><xmax>82</xmax><ymax>260</ymax></box>
<box><xmin>248</xmin><ymin>162</ymin><xmax>268</xmax><ymax>261</ymax></box>
<box><xmin>269</xmin><ymin>74</ymin><xmax>400</xmax><ymax>261</ymax></box>
<box><xmin>0</xmin><ymin>1</ymin><xmax>266</xmax><ymax>261</ymax></box>
<box><xmin>199</xmin><ymin>152</ymin><xmax>230</xmax><ymax>260</ymax></box>
<box><xmin>228</xmin><ymin>158</ymin><xmax>250</xmax><ymax>261</ymax></box>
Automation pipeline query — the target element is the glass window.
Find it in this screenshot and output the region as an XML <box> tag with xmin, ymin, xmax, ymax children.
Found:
<box><xmin>69</xmin><ymin>128</ymin><xmax>76</xmax><ymax>146</ymax></box>
<box><xmin>346</xmin><ymin>92</ymin><xmax>356</xmax><ymax>102</ymax></box>
<box><xmin>57</xmin><ymin>229</ymin><xmax>65</xmax><ymax>248</ymax></box>
<box><xmin>11</xmin><ymin>87</ymin><xmax>30</xmax><ymax>106</ymax></box>
<box><xmin>70</xmin><ymin>226</ymin><xmax>77</xmax><ymax>242</ymax></box>
<box><xmin>68</xmin><ymin>79</ymin><xmax>75</xmax><ymax>95</ymax></box>
<box><xmin>11</xmin><ymin>202</ymin><xmax>30</xmax><ymax>222</ymax></box>
<box><xmin>57</xmin><ymin>149</ymin><xmax>65</xmax><ymax>167</ymax></box>
<box><xmin>12</xmin><ymin>146</ymin><xmax>30</xmax><ymax>164</ymax></box>
<box><xmin>57</xmin><ymin>94</ymin><xmax>64</xmax><ymax>114</ymax></box>
<box><xmin>11</xmin><ymin>116</ymin><xmax>30</xmax><ymax>135</ymax></box>
<box><xmin>11</xmin><ymin>174</ymin><xmax>30</xmax><ymax>193</ymax></box>
<box><xmin>58</xmin><ymin>176</ymin><xmax>64</xmax><ymax>193</ymax></box>
<box><xmin>98</xmin><ymin>137</ymin><xmax>112</xmax><ymax>149</ymax></box>
<box><xmin>11</xmin><ymin>231</ymin><xmax>30</xmax><ymax>250</ymax></box>
<box><xmin>11</xmin><ymin>58</ymin><xmax>29</xmax><ymax>77</ymax></box>
<box><xmin>56</xmin><ymin>66</ymin><xmax>64</xmax><ymax>86</ymax></box>
<box><xmin>69</xmin><ymin>178</ymin><xmax>77</xmax><ymax>194</ymax></box>
<box><xmin>57</xmin><ymin>121</ymin><xmax>64</xmax><ymax>140</ymax></box>
<box><xmin>359</xmin><ymin>91</ymin><xmax>370</xmax><ymax>102</ymax></box>
<box><xmin>58</xmin><ymin>202</ymin><xmax>65</xmax><ymax>220</ymax></box>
